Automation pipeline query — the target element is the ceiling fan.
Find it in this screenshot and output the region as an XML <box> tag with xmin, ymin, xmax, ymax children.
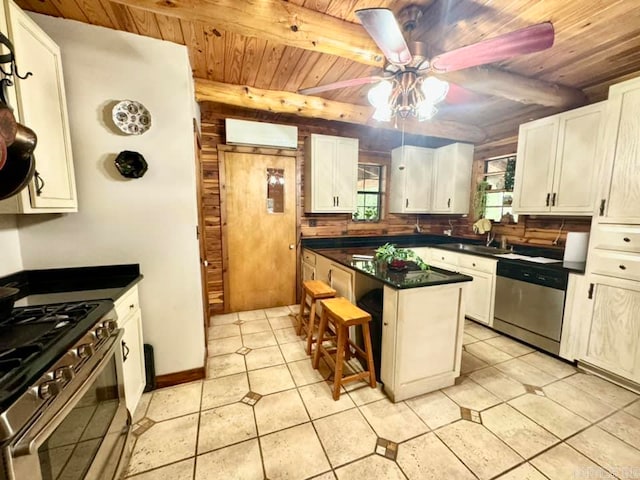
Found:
<box><xmin>298</xmin><ymin>6</ymin><xmax>554</xmax><ymax>122</ymax></box>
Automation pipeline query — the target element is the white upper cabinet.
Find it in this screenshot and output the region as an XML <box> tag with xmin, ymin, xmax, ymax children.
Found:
<box><xmin>0</xmin><ymin>1</ymin><xmax>77</xmax><ymax>213</ymax></box>
<box><xmin>432</xmin><ymin>143</ymin><xmax>474</xmax><ymax>214</ymax></box>
<box><xmin>597</xmin><ymin>76</ymin><xmax>640</xmax><ymax>224</ymax></box>
<box><xmin>390</xmin><ymin>143</ymin><xmax>473</xmax><ymax>214</ymax></box>
<box><xmin>389</xmin><ymin>145</ymin><xmax>433</xmax><ymax>213</ymax></box>
<box><xmin>513</xmin><ymin>102</ymin><xmax>604</xmax><ymax>215</ymax></box>
<box><xmin>304</xmin><ymin>133</ymin><xmax>358</xmax><ymax>213</ymax></box>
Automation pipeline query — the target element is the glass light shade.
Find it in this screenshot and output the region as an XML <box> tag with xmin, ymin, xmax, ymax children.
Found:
<box><xmin>372</xmin><ymin>106</ymin><xmax>392</xmax><ymax>122</ymax></box>
<box><xmin>367</xmin><ymin>80</ymin><xmax>393</xmax><ymax>108</ymax></box>
<box><xmin>417</xmin><ymin>101</ymin><xmax>437</xmax><ymax>121</ymax></box>
<box><xmin>421</xmin><ymin>77</ymin><xmax>449</xmax><ymax>105</ymax></box>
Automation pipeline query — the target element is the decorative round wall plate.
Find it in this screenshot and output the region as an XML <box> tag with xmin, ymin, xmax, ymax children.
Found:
<box><xmin>112</xmin><ymin>100</ymin><xmax>151</xmax><ymax>135</ymax></box>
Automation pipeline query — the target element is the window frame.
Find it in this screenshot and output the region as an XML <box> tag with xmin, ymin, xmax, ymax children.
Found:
<box><xmin>352</xmin><ymin>163</ymin><xmax>384</xmax><ymax>223</ymax></box>
<box><xmin>481</xmin><ymin>154</ymin><xmax>518</xmax><ymax>223</ymax></box>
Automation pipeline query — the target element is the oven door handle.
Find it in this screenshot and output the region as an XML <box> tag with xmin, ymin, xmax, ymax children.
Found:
<box><xmin>12</xmin><ymin>329</ymin><xmax>124</xmax><ymax>457</ymax></box>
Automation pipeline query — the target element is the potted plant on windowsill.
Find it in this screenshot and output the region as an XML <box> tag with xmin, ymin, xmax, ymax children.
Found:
<box><xmin>374</xmin><ymin>243</ymin><xmax>429</xmax><ymax>271</ymax></box>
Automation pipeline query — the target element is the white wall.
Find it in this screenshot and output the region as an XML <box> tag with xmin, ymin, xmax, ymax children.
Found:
<box><xmin>0</xmin><ymin>216</ymin><xmax>22</xmax><ymax>275</ymax></box>
<box><xmin>17</xmin><ymin>14</ymin><xmax>204</xmax><ymax>376</ymax></box>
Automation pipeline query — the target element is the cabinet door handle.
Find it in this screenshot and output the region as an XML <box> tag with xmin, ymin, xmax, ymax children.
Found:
<box><xmin>34</xmin><ymin>170</ymin><xmax>45</xmax><ymax>196</ymax></box>
<box><xmin>336</xmin><ymin>196</ymin><xmax>339</xmax><ymax>207</ymax></box>
<box><xmin>405</xmin><ymin>198</ymin><xmax>409</xmax><ymax>208</ymax></box>
<box><xmin>623</xmin><ymin>237</ymin><xmax>631</xmax><ymax>243</ymax></box>
<box><xmin>545</xmin><ymin>193</ymin><xmax>550</xmax><ymax>207</ymax></box>
<box><xmin>619</xmin><ymin>264</ymin><xmax>627</xmax><ymax>270</ymax></box>
<box><xmin>599</xmin><ymin>199</ymin><xmax>606</xmax><ymax>216</ymax></box>
<box><xmin>447</xmin><ymin>198</ymin><xmax>451</xmax><ymax>208</ymax></box>
<box><xmin>122</xmin><ymin>340</ymin><xmax>130</xmax><ymax>362</ymax></box>
<box><xmin>472</xmin><ymin>263</ymin><xmax>476</xmax><ymax>267</ymax></box>
<box><xmin>551</xmin><ymin>192</ymin><xmax>557</xmax><ymax>206</ymax></box>
<box><xmin>588</xmin><ymin>283</ymin><xmax>594</xmax><ymax>299</ymax></box>
<box><xmin>129</xmin><ymin>304</ymin><xmax>135</xmax><ymax>310</ymax></box>
<box><xmin>328</xmin><ymin>269</ymin><xmax>332</xmax><ymax>282</ymax></box>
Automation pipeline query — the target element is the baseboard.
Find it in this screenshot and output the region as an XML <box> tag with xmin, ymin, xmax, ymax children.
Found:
<box><xmin>155</xmin><ymin>367</ymin><xmax>205</xmax><ymax>389</ymax></box>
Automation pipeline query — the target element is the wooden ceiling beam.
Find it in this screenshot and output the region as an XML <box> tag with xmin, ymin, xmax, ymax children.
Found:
<box><xmin>109</xmin><ymin>0</ymin><xmax>384</xmax><ymax>67</ymax></box>
<box><xmin>194</xmin><ymin>79</ymin><xmax>487</xmax><ymax>143</ymax></box>
<box><xmin>441</xmin><ymin>66</ymin><xmax>588</xmax><ymax>109</ymax></box>
<box><xmin>111</xmin><ymin>0</ymin><xmax>587</xmax><ymax>109</ymax></box>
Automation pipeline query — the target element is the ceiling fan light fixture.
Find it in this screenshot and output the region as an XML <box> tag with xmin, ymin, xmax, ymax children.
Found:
<box><xmin>421</xmin><ymin>76</ymin><xmax>449</xmax><ymax>104</ymax></box>
<box><xmin>367</xmin><ymin>80</ymin><xmax>393</xmax><ymax>108</ymax></box>
<box><xmin>417</xmin><ymin>101</ymin><xmax>437</xmax><ymax>121</ymax></box>
<box><xmin>373</xmin><ymin>106</ymin><xmax>392</xmax><ymax>122</ymax></box>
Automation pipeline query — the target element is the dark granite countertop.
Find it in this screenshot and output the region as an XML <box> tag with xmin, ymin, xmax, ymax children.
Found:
<box><xmin>0</xmin><ymin>264</ymin><xmax>143</xmax><ymax>307</ymax></box>
<box><xmin>302</xmin><ymin>234</ymin><xmax>586</xmax><ymax>274</ymax></box>
<box><xmin>312</xmin><ymin>247</ymin><xmax>472</xmax><ymax>289</ymax></box>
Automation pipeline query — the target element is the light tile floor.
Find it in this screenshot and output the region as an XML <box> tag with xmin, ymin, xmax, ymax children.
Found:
<box><xmin>125</xmin><ymin>308</ymin><xmax>640</xmax><ymax>480</ymax></box>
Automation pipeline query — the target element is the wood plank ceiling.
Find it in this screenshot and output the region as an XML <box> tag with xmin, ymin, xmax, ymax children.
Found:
<box><xmin>16</xmin><ymin>0</ymin><xmax>640</xmax><ymax>143</ymax></box>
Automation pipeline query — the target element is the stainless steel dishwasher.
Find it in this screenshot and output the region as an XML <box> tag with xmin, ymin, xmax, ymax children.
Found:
<box><xmin>493</xmin><ymin>261</ymin><xmax>568</xmax><ymax>355</ymax></box>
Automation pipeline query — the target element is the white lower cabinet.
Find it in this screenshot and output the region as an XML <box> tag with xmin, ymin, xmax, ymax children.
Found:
<box><xmin>329</xmin><ymin>263</ymin><xmax>354</xmax><ymax>302</ymax></box>
<box><xmin>457</xmin><ymin>267</ymin><xmax>494</xmax><ymax>325</ymax></box>
<box><xmin>301</xmin><ymin>249</ymin><xmax>316</xmax><ymax>282</ymax></box>
<box><xmin>427</xmin><ymin>248</ymin><xmax>497</xmax><ymax>326</ymax></box>
<box><xmin>582</xmin><ymin>274</ymin><xmax>640</xmax><ymax>383</ymax></box>
<box><xmin>381</xmin><ymin>283</ymin><xmax>466</xmax><ymax>402</ymax></box>
<box><xmin>115</xmin><ymin>285</ymin><xmax>146</xmax><ymax>415</ymax></box>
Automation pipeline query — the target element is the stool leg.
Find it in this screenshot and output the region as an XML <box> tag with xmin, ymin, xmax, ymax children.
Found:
<box><xmin>305</xmin><ymin>299</ymin><xmax>317</xmax><ymax>355</ymax></box>
<box><xmin>362</xmin><ymin>323</ymin><xmax>377</xmax><ymax>388</ymax></box>
<box><xmin>296</xmin><ymin>291</ymin><xmax>306</xmax><ymax>335</ymax></box>
<box><xmin>333</xmin><ymin>325</ymin><xmax>346</xmax><ymax>400</ymax></box>
<box><xmin>312</xmin><ymin>309</ymin><xmax>328</xmax><ymax>370</ymax></box>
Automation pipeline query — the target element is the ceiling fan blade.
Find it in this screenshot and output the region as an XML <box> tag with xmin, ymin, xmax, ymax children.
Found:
<box><xmin>444</xmin><ymin>82</ymin><xmax>484</xmax><ymax>104</ymax></box>
<box><xmin>355</xmin><ymin>8</ymin><xmax>412</xmax><ymax>66</ymax></box>
<box><xmin>298</xmin><ymin>76</ymin><xmax>385</xmax><ymax>95</ymax></box>
<box><xmin>431</xmin><ymin>22</ymin><xmax>554</xmax><ymax>73</ymax></box>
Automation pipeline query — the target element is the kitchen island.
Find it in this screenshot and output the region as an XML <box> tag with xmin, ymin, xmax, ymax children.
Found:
<box><xmin>310</xmin><ymin>247</ymin><xmax>472</xmax><ymax>402</ymax></box>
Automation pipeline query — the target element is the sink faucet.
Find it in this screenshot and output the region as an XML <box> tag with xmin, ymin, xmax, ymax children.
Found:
<box><xmin>486</xmin><ymin>232</ymin><xmax>495</xmax><ymax>247</ymax></box>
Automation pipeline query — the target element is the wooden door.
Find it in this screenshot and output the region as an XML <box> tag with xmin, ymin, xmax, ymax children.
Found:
<box><xmin>222</xmin><ymin>149</ymin><xmax>297</xmax><ymax>311</ymax></box>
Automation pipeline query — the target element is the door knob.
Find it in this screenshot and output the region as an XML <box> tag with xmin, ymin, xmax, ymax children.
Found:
<box><xmin>289</xmin><ymin>244</ymin><xmax>294</xmax><ymax>250</ymax></box>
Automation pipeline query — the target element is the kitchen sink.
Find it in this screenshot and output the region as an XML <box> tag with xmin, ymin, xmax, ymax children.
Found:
<box><xmin>438</xmin><ymin>243</ymin><xmax>511</xmax><ymax>255</ymax></box>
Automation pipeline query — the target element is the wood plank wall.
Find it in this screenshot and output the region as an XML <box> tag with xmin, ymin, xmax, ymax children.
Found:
<box><xmin>199</xmin><ymin>105</ymin><xmax>591</xmax><ymax>314</ymax></box>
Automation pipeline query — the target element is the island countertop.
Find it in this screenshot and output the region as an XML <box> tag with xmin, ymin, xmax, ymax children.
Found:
<box><xmin>311</xmin><ymin>247</ymin><xmax>472</xmax><ymax>289</ymax></box>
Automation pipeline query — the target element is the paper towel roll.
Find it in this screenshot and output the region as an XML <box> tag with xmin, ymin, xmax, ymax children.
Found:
<box><xmin>564</xmin><ymin>232</ymin><xmax>590</xmax><ymax>263</ymax></box>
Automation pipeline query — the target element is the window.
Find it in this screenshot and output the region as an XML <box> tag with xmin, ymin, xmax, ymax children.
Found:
<box><xmin>481</xmin><ymin>154</ymin><xmax>518</xmax><ymax>223</ymax></box>
<box><xmin>352</xmin><ymin>164</ymin><xmax>383</xmax><ymax>222</ymax></box>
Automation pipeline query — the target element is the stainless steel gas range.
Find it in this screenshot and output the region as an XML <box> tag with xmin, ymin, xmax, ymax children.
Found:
<box><xmin>0</xmin><ymin>300</ymin><xmax>130</xmax><ymax>480</ymax></box>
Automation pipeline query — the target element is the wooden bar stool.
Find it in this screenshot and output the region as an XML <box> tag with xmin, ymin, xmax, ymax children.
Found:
<box><xmin>312</xmin><ymin>297</ymin><xmax>376</xmax><ymax>400</ymax></box>
<box><xmin>297</xmin><ymin>280</ymin><xmax>336</xmax><ymax>355</ymax></box>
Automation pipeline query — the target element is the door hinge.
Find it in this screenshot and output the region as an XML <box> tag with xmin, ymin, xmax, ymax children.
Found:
<box><xmin>588</xmin><ymin>283</ymin><xmax>594</xmax><ymax>299</ymax></box>
<box><xmin>599</xmin><ymin>199</ymin><xmax>606</xmax><ymax>216</ymax></box>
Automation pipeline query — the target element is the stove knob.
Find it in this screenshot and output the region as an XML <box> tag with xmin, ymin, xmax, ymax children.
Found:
<box><xmin>95</xmin><ymin>327</ymin><xmax>109</xmax><ymax>340</ymax></box>
<box><xmin>103</xmin><ymin>320</ymin><xmax>117</xmax><ymax>333</ymax></box>
<box><xmin>77</xmin><ymin>343</ymin><xmax>94</xmax><ymax>359</ymax></box>
<box><xmin>39</xmin><ymin>380</ymin><xmax>62</xmax><ymax>400</ymax></box>
<box><xmin>55</xmin><ymin>366</ymin><xmax>75</xmax><ymax>383</ymax></box>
